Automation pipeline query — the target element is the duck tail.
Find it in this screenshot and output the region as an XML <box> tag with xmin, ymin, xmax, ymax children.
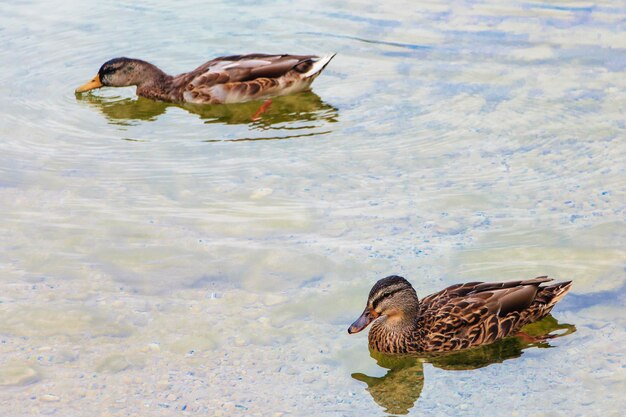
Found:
<box><xmin>536</xmin><ymin>280</ymin><xmax>573</xmax><ymax>309</ymax></box>
<box><xmin>303</xmin><ymin>54</ymin><xmax>336</xmax><ymax>79</ymax></box>
<box><xmin>521</xmin><ymin>280</ymin><xmax>572</xmax><ymax>323</ymax></box>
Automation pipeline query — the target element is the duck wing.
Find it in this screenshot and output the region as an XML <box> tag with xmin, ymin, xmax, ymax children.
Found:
<box><xmin>417</xmin><ymin>277</ymin><xmax>554</xmax><ymax>351</ymax></box>
<box><xmin>420</xmin><ymin>276</ymin><xmax>552</xmax><ymax>313</ymax></box>
<box><xmin>174</xmin><ymin>54</ymin><xmax>333</xmax><ymax>104</ymax></box>
<box><xmin>184</xmin><ymin>54</ymin><xmax>320</xmax><ymax>85</ymax></box>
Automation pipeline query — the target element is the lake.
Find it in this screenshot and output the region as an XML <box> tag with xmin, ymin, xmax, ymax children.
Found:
<box><xmin>0</xmin><ymin>0</ymin><xmax>624</xmax><ymax>416</ymax></box>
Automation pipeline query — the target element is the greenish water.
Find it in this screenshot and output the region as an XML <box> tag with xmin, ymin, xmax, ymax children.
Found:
<box><xmin>353</xmin><ymin>316</ymin><xmax>577</xmax><ymax>415</ymax></box>
<box><xmin>0</xmin><ymin>0</ymin><xmax>624</xmax><ymax>416</ymax></box>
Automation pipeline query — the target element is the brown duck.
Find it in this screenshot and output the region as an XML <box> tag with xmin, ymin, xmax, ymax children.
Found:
<box><xmin>348</xmin><ymin>275</ymin><xmax>572</xmax><ymax>353</ymax></box>
<box><xmin>76</xmin><ymin>53</ymin><xmax>335</xmax><ymax>104</ymax></box>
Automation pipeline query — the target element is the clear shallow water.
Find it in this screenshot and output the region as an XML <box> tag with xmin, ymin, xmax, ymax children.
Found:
<box><xmin>0</xmin><ymin>0</ymin><xmax>624</xmax><ymax>416</ymax></box>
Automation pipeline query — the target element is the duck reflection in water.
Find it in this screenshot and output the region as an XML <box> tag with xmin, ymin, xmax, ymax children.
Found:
<box><xmin>76</xmin><ymin>91</ymin><xmax>338</xmax><ymax>134</ymax></box>
<box><xmin>352</xmin><ymin>315</ymin><xmax>575</xmax><ymax>415</ymax></box>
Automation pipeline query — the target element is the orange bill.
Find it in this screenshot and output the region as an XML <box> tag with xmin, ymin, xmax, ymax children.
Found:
<box><xmin>75</xmin><ymin>74</ymin><xmax>103</xmax><ymax>93</ymax></box>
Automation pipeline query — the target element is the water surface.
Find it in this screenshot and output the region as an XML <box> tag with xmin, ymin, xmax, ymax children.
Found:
<box><xmin>0</xmin><ymin>0</ymin><xmax>624</xmax><ymax>416</ymax></box>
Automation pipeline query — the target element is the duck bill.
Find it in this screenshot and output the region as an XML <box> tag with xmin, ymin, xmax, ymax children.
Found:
<box><xmin>75</xmin><ymin>74</ymin><xmax>103</xmax><ymax>93</ymax></box>
<box><xmin>348</xmin><ymin>308</ymin><xmax>374</xmax><ymax>334</ymax></box>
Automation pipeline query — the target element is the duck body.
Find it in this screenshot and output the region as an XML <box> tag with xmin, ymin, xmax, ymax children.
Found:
<box><xmin>76</xmin><ymin>53</ymin><xmax>335</xmax><ymax>104</ymax></box>
<box><xmin>348</xmin><ymin>276</ymin><xmax>572</xmax><ymax>354</ymax></box>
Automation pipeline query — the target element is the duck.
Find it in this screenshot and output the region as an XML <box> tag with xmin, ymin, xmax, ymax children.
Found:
<box><xmin>75</xmin><ymin>53</ymin><xmax>335</xmax><ymax>104</ymax></box>
<box><xmin>348</xmin><ymin>275</ymin><xmax>572</xmax><ymax>354</ymax></box>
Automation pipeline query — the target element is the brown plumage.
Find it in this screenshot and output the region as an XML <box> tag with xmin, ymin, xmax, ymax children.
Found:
<box><xmin>76</xmin><ymin>53</ymin><xmax>335</xmax><ymax>104</ymax></box>
<box><xmin>348</xmin><ymin>275</ymin><xmax>572</xmax><ymax>353</ymax></box>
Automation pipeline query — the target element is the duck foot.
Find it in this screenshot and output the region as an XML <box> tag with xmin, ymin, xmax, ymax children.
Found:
<box><xmin>515</xmin><ymin>331</ymin><xmax>558</xmax><ymax>344</ymax></box>
<box><xmin>251</xmin><ymin>99</ymin><xmax>273</xmax><ymax>121</ymax></box>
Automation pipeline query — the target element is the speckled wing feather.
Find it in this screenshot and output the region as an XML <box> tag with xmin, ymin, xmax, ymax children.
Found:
<box><xmin>412</xmin><ymin>277</ymin><xmax>556</xmax><ymax>351</ymax></box>
<box><xmin>419</xmin><ymin>277</ymin><xmax>552</xmax><ymax>313</ymax></box>
<box><xmin>191</xmin><ymin>55</ymin><xmax>313</xmax><ymax>81</ymax></box>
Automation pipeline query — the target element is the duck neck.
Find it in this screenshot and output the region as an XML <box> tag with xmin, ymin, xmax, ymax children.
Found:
<box><xmin>368</xmin><ymin>306</ymin><xmax>421</xmax><ymax>354</ymax></box>
<box><xmin>134</xmin><ymin>61</ymin><xmax>174</xmax><ymax>101</ymax></box>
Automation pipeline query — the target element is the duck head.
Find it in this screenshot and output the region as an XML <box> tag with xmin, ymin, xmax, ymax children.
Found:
<box><xmin>348</xmin><ymin>275</ymin><xmax>419</xmax><ymax>334</ymax></box>
<box><xmin>76</xmin><ymin>58</ymin><xmax>166</xmax><ymax>93</ymax></box>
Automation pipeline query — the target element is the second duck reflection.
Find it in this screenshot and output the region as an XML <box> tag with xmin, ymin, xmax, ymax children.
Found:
<box><xmin>77</xmin><ymin>91</ymin><xmax>338</xmax><ymax>139</ymax></box>
<box><xmin>353</xmin><ymin>315</ymin><xmax>575</xmax><ymax>415</ymax></box>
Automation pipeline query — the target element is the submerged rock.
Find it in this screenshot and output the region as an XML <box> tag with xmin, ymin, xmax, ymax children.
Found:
<box><xmin>0</xmin><ymin>365</ymin><xmax>40</xmax><ymax>386</ymax></box>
